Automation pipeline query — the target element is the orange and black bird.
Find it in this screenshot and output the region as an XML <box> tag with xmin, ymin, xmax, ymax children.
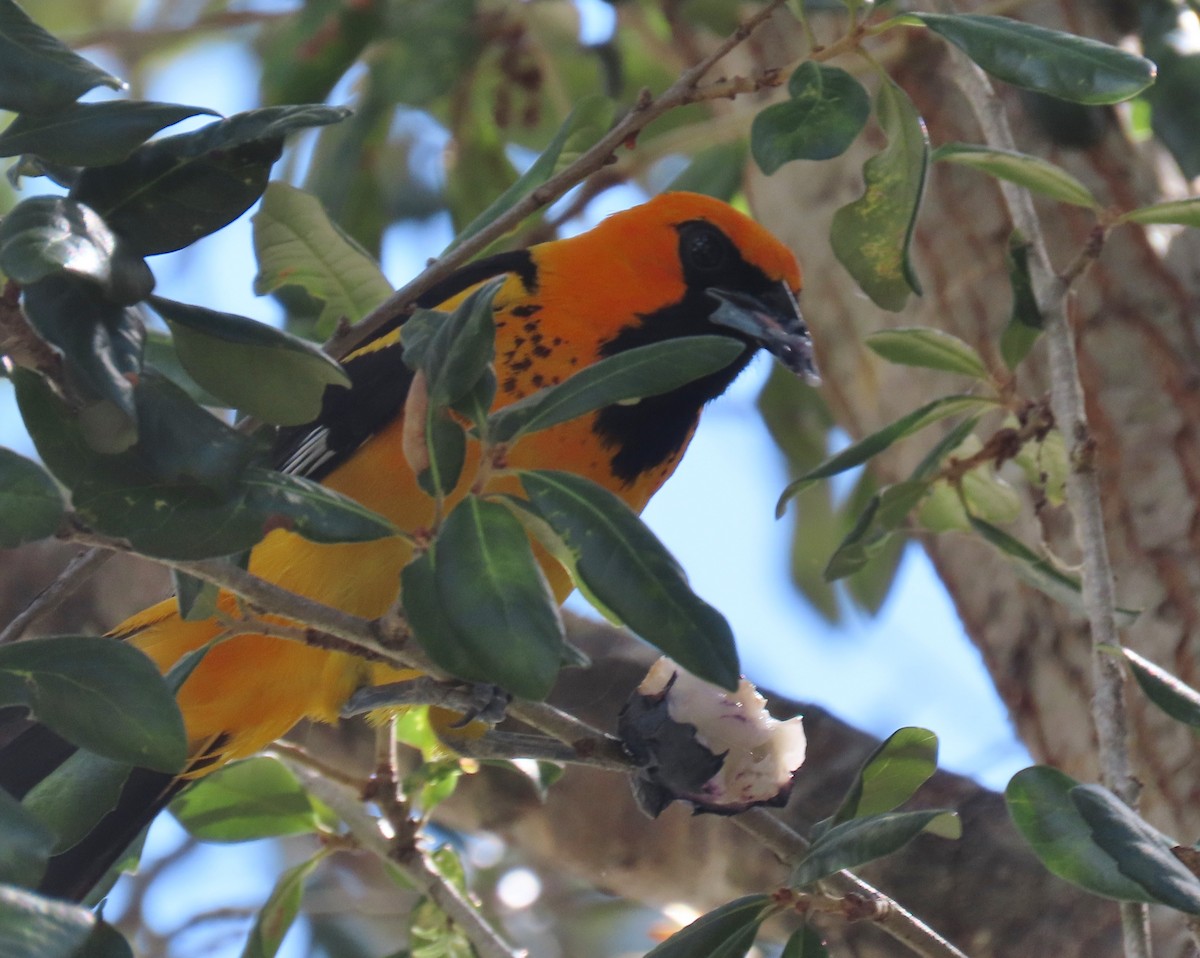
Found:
<box><xmin>0</xmin><ymin>191</ymin><xmax>816</xmax><ymax>900</ymax></box>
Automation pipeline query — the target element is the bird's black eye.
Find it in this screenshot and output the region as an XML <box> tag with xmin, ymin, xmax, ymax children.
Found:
<box><xmin>679</xmin><ymin>221</ymin><xmax>729</xmax><ymax>273</ymax></box>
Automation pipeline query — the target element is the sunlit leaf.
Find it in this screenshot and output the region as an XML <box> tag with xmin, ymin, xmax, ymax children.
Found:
<box><xmin>829</xmin><ymin>727</ymin><xmax>940</xmax><ymax>825</ymax></box>
<box><xmin>0</xmin><ymin>636</ymin><xmax>185</xmax><ymax>772</ymax></box>
<box><xmin>1006</xmin><ymin>766</ymin><xmax>1159</xmax><ymax>903</ymax></box>
<box><xmin>830</xmin><ymin>74</ymin><xmax>928</xmax><ymax>311</ymax></box>
<box><xmin>902</xmin><ymin>13</ymin><xmax>1156</xmax><ymax>104</ymax></box>
<box><xmin>1118</xmin><ymin>647</ymin><xmax>1200</xmax><ymax>730</ymax></box>
<box><xmin>241</xmin><ymin>850</ymin><xmax>329</xmax><ymax>958</ymax></box>
<box><xmin>252</xmin><ymin>181</ymin><xmax>392</xmax><ymax>336</ymax></box>
<box><xmin>865</xmin><ymin>326</ymin><xmax>989</xmax><ymax>379</ymax></box>
<box><xmin>1117</xmin><ymin>198</ymin><xmax>1200</xmax><ymax>228</ymax></box>
<box><xmin>933</xmin><ymin>143</ymin><xmax>1099</xmax><ymax>208</ymax></box>
<box><xmin>792</xmin><ymin>809</ymin><xmax>959</xmax><ymax>888</ymax></box>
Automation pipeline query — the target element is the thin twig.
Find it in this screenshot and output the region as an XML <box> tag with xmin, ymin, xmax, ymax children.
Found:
<box><xmin>947</xmin><ymin>52</ymin><xmax>1148</xmax><ymax>958</ymax></box>
<box><xmin>325</xmin><ymin>0</ymin><xmax>791</xmax><ymax>360</ymax></box>
<box><xmin>735</xmin><ymin>811</ymin><xmax>971</xmax><ymax>958</ymax></box>
<box><xmin>287</xmin><ymin>762</ymin><xmax>526</xmax><ymax>958</ymax></box>
<box><xmin>0</xmin><ymin>547</ymin><xmax>111</xmax><ymax>645</ymax></box>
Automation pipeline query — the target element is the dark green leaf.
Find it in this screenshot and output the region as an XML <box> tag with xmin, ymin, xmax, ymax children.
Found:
<box><xmin>0</xmin><ymin>884</ymin><xmax>95</xmax><ymax>958</ymax></box>
<box><xmin>22</xmin><ymin>750</ymin><xmax>131</xmax><ymax>854</ymax></box>
<box><xmin>71</xmin><ymin>105</ymin><xmax>350</xmax><ymax>256</ymax></box>
<box><xmin>865</xmin><ymin>326</ymin><xmax>989</xmax><ymax>379</ymax></box>
<box><xmin>781</xmin><ymin>925</ymin><xmax>829</xmax><ymax>958</ymax></box>
<box><xmin>519</xmin><ymin>470</ymin><xmax>739</xmax><ymax>690</ymax></box>
<box><xmin>407</xmin><ymin>497</ymin><xmax>564</xmax><ymax>700</ymax></box>
<box><xmin>1140</xmin><ymin>6</ymin><xmax>1200</xmax><ymax>178</ymax></box>
<box><xmin>1005</xmin><ymin>766</ymin><xmax>1158</xmax><ymax>903</ymax></box>
<box><xmin>967</xmin><ymin>515</ymin><xmax>1139</xmax><ymax>626</ymax></box>
<box><xmin>0</xmin><ymin>0</ymin><xmax>123</xmax><ymax>113</ymax></box>
<box><xmin>0</xmin><ymin>196</ymin><xmax>153</xmax><ymax>302</ymax></box>
<box><xmin>252</xmin><ymin>181</ymin><xmax>392</xmax><ymax>336</ymax></box>
<box><xmin>171</xmin><ymin>757</ymin><xmax>325</xmax><ymax>843</ymax></box>
<box><xmin>830</xmin><ymin>727</ymin><xmax>939</xmax><ymax>826</ymax></box>
<box><xmin>445</xmin><ymin>95</ymin><xmax>614</xmax><ymax>253</ymax></box>
<box><xmin>0</xmin><ymin>788</ymin><xmax>53</xmax><ymax>887</ymax></box>
<box><xmin>752</xmin><ymin>63</ymin><xmax>870</xmax><ymax>173</ymax></box>
<box><xmin>792</xmin><ymin>809</ymin><xmax>959</xmax><ymax>887</ymax></box>
<box><xmin>20</xmin><ymin>275</ymin><xmax>145</xmax><ymax>425</ymax></box>
<box><xmin>1119</xmin><ymin>647</ymin><xmax>1200</xmax><ymax>730</ymax></box>
<box><xmin>150</xmin><ymin>295</ymin><xmax>349</xmax><ymax>426</ymax></box>
<box><xmin>824</xmin><ymin>481</ymin><xmax>927</xmax><ymax>582</ymax></box>
<box><xmin>142</xmin><ymin>329</ymin><xmax>229</xmax><ymax>408</ymax></box>
<box><xmin>0</xmin><ymin>448</ymin><xmax>63</xmax><ymax>547</ymax></box>
<box><xmin>1071</xmin><ymin>783</ymin><xmax>1200</xmax><ymax>912</ymax></box>
<box><xmin>0</xmin><ymin>101</ymin><xmax>218</xmax><ymax>166</ymax></box>
<box><xmin>643</xmin><ymin>895</ymin><xmax>772</xmax><ymax>958</ymax></box>
<box><xmin>242</xmin><ymin>851</ymin><xmax>328</xmax><ymax>958</ymax></box>
<box><xmin>905</xmin><ymin>13</ymin><xmax>1155</xmax><ymax>105</ymax></box>
<box><xmin>1001</xmin><ymin>230</ymin><xmax>1044</xmax><ymax>369</ymax></box>
<box><xmin>933</xmin><ymin>143</ymin><xmax>1099</xmax><ymax>208</ymax></box>
<box><xmin>1117</xmin><ymin>198</ymin><xmax>1200</xmax><ymax>228</ymax></box>
<box><xmin>665</xmin><ymin>141</ymin><xmax>749</xmax><ymax>201</ymax></box>
<box><xmin>0</xmin><ymin>636</ymin><xmax>184</xmax><ymax>772</ymax></box>
<box><xmin>415</xmin><ymin>410</ymin><xmax>466</xmax><ymax>499</ymax></box>
<box><xmin>488</xmin><ymin>336</ymin><xmax>743</xmax><ymax>444</ymax></box>
<box><xmin>76</xmin><ymin>921</ymin><xmax>133</xmax><ymax>958</ymax></box>
<box><xmin>402</xmin><ymin>282</ymin><xmax>498</xmax><ymax>408</ymax></box>
<box><xmin>777</xmin><ymin>395</ymin><xmax>997</xmax><ymax>513</ymax></box>
<box><xmin>830</xmin><ymin>74</ymin><xmax>928</xmax><ymax>311</ymax></box>
<box><xmin>16</xmin><ymin>370</ymin><xmax>394</xmax><ymax>559</ymax></box>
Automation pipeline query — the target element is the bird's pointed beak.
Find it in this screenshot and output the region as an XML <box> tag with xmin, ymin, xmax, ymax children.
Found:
<box><xmin>706</xmin><ymin>284</ymin><xmax>818</xmax><ymax>384</ymax></box>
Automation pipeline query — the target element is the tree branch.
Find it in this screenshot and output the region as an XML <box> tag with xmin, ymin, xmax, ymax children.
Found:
<box><xmin>946</xmin><ymin>53</ymin><xmax>1148</xmax><ymax>958</ymax></box>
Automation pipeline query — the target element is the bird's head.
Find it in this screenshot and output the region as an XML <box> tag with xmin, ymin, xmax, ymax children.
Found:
<box><xmin>584</xmin><ymin>192</ymin><xmax>818</xmax><ymax>385</ymax></box>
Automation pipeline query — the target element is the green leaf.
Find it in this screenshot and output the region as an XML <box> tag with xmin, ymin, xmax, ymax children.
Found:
<box><xmin>0</xmin><ymin>101</ymin><xmax>218</xmax><ymax>167</ymax></box>
<box><xmin>171</xmin><ymin>757</ymin><xmax>326</xmax><ymax>843</ymax></box>
<box><xmin>830</xmin><ymin>727</ymin><xmax>939</xmax><ymax>825</ymax></box>
<box><xmin>20</xmin><ymin>275</ymin><xmax>145</xmax><ymax>426</ymax></box>
<box><xmin>903</xmin><ymin>13</ymin><xmax>1155</xmax><ymax>105</ymax></box>
<box><xmin>1117</xmin><ymin>198</ymin><xmax>1200</xmax><ymax>228</ymax></box>
<box><xmin>776</xmin><ymin>395</ymin><xmax>997</xmax><ymax>512</ymax></box>
<box><xmin>0</xmin><ymin>196</ymin><xmax>154</xmax><ymax>302</ymax></box>
<box><xmin>16</xmin><ymin>370</ymin><xmax>394</xmax><ymax>559</ymax></box>
<box><xmin>824</xmin><ymin>480</ymin><xmax>928</xmax><ymax>582</ymax></box>
<box><xmin>252</xmin><ymin>181</ymin><xmax>393</xmax><ymax>336</ymax></box>
<box><xmin>830</xmin><ymin>73</ymin><xmax>928</xmax><ymax>311</ymax></box>
<box><xmin>0</xmin><ymin>0</ymin><xmax>124</xmax><ymax>113</ymax></box>
<box><xmin>0</xmin><ymin>788</ymin><xmax>54</xmax><ymax>887</ymax></box>
<box><xmin>1118</xmin><ymin>647</ymin><xmax>1200</xmax><ymax>730</ymax></box>
<box><xmin>1001</xmin><ymin>230</ymin><xmax>1044</xmax><ymax>369</ymax></box>
<box><xmin>71</xmin><ymin>105</ymin><xmax>350</xmax><ymax>256</ymax></box>
<box><xmin>933</xmin><ymin>143</ymin><xmax>1099</xmax><ymax>208</ymax></box>
<box><xmin>241</xmin><ymin>850</ymin><xmax>328</xmax><ymax>958</ymax></box>
<box><xmin>519</xmin><ymin>470</ymin><xmax>739</xmax><ymax>690</ymax></box>
<box><xmin>173</xmin><ymin>568</ymin><xmax>219</xmax><ymax>621</ymax></box>
<box><xmin>665</xmin><ymin>141</ymin><xmax>749</xmax><ymax>201</ymax></box>
<box><xmin>445</xmin><ymin>94</ymin><xmax>615</xmax><ymax>253</ymax></box>
<box><xmin>0</xmin><ymin>636</ymin><xmax>185</xmax><ymax>772</ymax></box>
<box><xmin>407</xmin><ymin>847</ymin><xmax>475</xmax><ymax>958</ymax></box>
<box><xmin>76</xmin><ymin>921</ymin><xmax>133</xmax><ymax>958</ymax></box>
<box><xmin>405</xmin><ymin>497</ymin><xmax>564</xmax><ymax>700</ymax></box>
<box><xmin>865</xmin><ymin>326</ymin><xmax>989</xmax><ymax>379</ymax></box>
<box><xmin>1070</xmin><ymin>783</ymin><xmax>1200</xmax><ymax>913</ymax></box>
<box><xmin>966</xmin><ymin>515</ymin><xmax>1139</xmax><ymax>626</ymax></box>
<box><xmin>792</xmin><ymin>809</ymin><xmax>959</xmax><ymax>887</ymax></box>
<box><xmin>150</xmin><ymin>295</ymin><xmax>349</xmax><ymax>426</ymax></box>
<box><xmin>0</xmin><ymin>884</ymin><xmax>95</xmax><ymax>958</ymax></box>
<box><xmin>782</xmin><ymin>924</ymin><xmax>829</xmax><ymax>958</ymax></box>
<box><xmin>1006</xmin><ymin>766</ymin><xmax>1159</xmax><ymax>904</ymax></box>
<box><xmin>0</xmin><ymin>448</ymin><xmax>63</xmax><ymax>548</ymax></box>
<box><xmin>402</xmin><ymin>281</ymin><xmax>498</xmax><ymax>408</ymax></box>
<box><xmin>644</xmin><ymin>895</ymin><xmax>773</xmax><ymax>958</ymax></box>
<box><xmin>751</xmin><ymin>63</ymin><xmax>870</xmax><ymax>173</ymax></box>
<box><xmin>22</xmin><ymin>750</ymin><xmax>131</xmax><ymax>854</ymax></box>
<box><xmin>488</xmin><ymin>336</ymin><xmax>743</xmax><ymax>444</ymax></box>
